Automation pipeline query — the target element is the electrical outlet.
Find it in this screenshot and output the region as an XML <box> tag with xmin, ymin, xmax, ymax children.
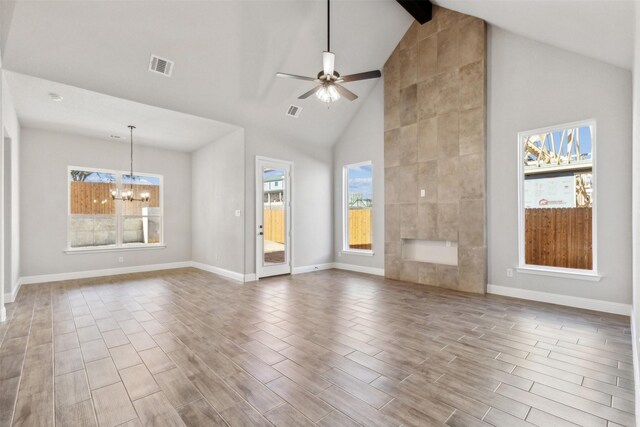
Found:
<box><xmin>118</xmin><ymin>257</ymin><xmax>124</xmax><ymax>263</ymax></box>
<box><xmin>235</xmin><ymin>209</ymin><xmax>241</xmax><ymax>217</ymax></box>
<box><xmin>420</xmin><ymin>189</ymin><xmax>426</xmax><ymax>198</ymax></box>
<box><xmin>506</xmin><ymin>268</ymin><xmax>514</xmax><ymax>277</ymax></box>
<box><xmin>337</xmin><ymin>251</ymin><xmax>342</xmax><ymax>257</ymax></box>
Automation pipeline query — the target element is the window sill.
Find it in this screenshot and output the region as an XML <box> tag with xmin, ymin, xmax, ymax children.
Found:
<box><xmin>516</xmin><ymin>266</ymin><xmax>601</xmax><ymax>282</ymax></box>
<box><xmin>341</xmin><ymin>249</ymin><xmax>374</xmax><ymax>257</ymax></box>
<box><xmin>65</xmin><ymin>245</ymin><xmax>166</xmax><ymax>255</ymax></box>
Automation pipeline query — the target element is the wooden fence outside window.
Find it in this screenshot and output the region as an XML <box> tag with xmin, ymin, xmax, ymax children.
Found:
<box><xmin>263</xmin><ymin>208</ymin><xmax>372</xmax><ymax>249</ymax></box>
<box><xmin>524</xmin><ymin>207</ymin><xmax>592</xmax><ymax>270</ymax></box>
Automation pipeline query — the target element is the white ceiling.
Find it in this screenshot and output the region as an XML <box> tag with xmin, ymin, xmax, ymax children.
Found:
<box><xmin>435</xmin><ymin>0</ymin><xmax>636</xmax><ymax>70</ymax></box>
<box><xmin>6</xmin><ymin>71</ymin><xmax>240</xmax><ymax>152</ymax></box>
<box><xmin>2</xmin><ymin>0</ymin><xmax>412</xmax><ymax>148</ymax></box>
<box><xmin>1</xmin><ymin>0</ymin><xmax>635</xmax><ymax>151</ymax></box>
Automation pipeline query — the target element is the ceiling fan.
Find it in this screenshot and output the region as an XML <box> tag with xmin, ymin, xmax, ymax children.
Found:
<box><xmin>276</xmin><ymin>0</ymin><xmax>381</xmax><ymax>103</ymax></box>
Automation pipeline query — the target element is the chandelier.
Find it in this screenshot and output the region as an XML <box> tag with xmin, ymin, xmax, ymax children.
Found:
<box><xmin>111</xmin><ymin>125</ymin><xmax>150</xmax><ymax>202</ymax></box>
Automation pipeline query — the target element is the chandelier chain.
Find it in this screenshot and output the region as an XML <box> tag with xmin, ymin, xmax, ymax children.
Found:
<box><xmin>129</xmin><ymin>125</ymin><xmax>135</xmax><ymax>191</ymax></box>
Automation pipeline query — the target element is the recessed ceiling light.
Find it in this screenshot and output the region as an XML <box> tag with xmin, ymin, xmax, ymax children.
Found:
<box><xmin>48</xmin><ymin>92</ymin><xmax>63</xmax><ymax>102</ymax></box>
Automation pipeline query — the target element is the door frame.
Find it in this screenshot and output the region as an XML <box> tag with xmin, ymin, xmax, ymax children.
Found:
<box><xmin>255</xmin><ymin>156</ymin><xmax>293</xmax><ymax>279</ymax></box>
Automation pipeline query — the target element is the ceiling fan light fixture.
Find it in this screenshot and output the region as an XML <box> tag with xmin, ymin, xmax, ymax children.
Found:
<box><xmin>316</xmin><ymin>83</ymin><xmax>340</xmax><ymax>103</ymax></box>
<box><xmin>275</xmin><ymin>0</ymin><xmax>380</xmax><ymax>103</ymax></box>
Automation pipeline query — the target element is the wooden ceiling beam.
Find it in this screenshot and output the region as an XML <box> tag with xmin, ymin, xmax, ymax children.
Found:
<box><xmin>396</xmin><ymin>0</ymin><xmax>433</xmax><ymax>24</ymax></box>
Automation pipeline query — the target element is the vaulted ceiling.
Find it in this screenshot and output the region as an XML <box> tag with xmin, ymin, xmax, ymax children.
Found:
<box><xmin>2</xmin><ymin>0</ymin><xmax>412</xmax><ymax>149</ymax></box>
<box><xmin>1</xmin><ymin>0</ymin><xmax>635</xmax><ymax>151</ymax></box>
<box><xmin>436</xmin><ymin>0</ymin><xmax>635</xmax><ymax>70</ymax></box>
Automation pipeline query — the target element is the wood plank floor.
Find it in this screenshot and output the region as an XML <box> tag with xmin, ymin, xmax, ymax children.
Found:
<box><xmin>0</xmin><ymin>267</ymin><xmax>634</xmax><ymax>426</ymax></box>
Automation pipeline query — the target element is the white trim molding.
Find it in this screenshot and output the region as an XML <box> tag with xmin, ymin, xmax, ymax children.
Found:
<box><xmin>20</xmin><ymin>262</ymin><xmax>192</xmax><ymax>285</ymax></box>
<box><xmin>631</xmin><ymin>310</ymin><xmax>640</xmax><ymax>418</ymax></box>
<box><xmin>516</xmin><ymin>266</ymin><xmax>602</xmax><ymax>282</ymax></box>
<box><xmin>190</xmin><ymin>262</ymin><xmax>245</xmax><ymax>283</ymax></box>
<box><xmin>4</xmin><ymin>278</ymin><xmax>22</xmax><ymax>303</ymax></box>
<box><xmin>487</xmin><ymin>284</ymin><xmax>631</xmax><ymax>316</ymax></box>
<box><xmin>292</xmin><ymin>263</ymin><xmax>334</xmax><ymax>275</ymax></box>
<box><xmin>333</xmin><ymin>263</ymin><xmax>384</xmax><ymax>277</ymax></box>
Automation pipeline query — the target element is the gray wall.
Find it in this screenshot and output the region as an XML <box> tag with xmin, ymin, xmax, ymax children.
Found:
<box><xmin>244</xmin><ymin>126</ymin><xmax>333</xmax><ymax>275</ymax></box>
<box><xmin>192</xmin><ymin>129</ymin><xmax>245</xmax><ymax>275</ymax></box>
<box><xmin>333</xmin><ymin>80</ymin><xmax>384</xmax><ymax>271</ymax></box>
<box><xmin>20</xmin><ymin>128</ymin><xmax>192</xmax><ymax>276</ymax></box>
<box><xmin>1</xmin><ymin>71</ymin><xmax>19</xmax><ymax>302</ymax></box>
<box><xmin>631</xmin><ymin>1</ymin><xmax>640</xmax><ymax>410</ymax></box>
<box><xmin>488</xmin><ymin>27</ymin><xmax>633</xmax><ymax>304</ymax></box>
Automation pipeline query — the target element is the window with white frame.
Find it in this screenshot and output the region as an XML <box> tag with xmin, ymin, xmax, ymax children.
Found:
<box><xmin>68</xmin><ymin>167</ymin><xmax>163</xmax><ymax>249</ymax></box>
<box><xmin>518</xmin><ymin>120</ymin><xmax>595</xmax><ymax>273</ymax></box>
<box><xmin>343</xmin><ymin>162</ymin><xmax>373</xmax><ymax>253</ymax></box>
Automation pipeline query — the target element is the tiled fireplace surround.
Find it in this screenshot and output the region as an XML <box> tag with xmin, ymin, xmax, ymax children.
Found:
<box><xmin>384</xmin><ymin>7</ymin><xmax>487</xmax><ymax>293</ymax></box>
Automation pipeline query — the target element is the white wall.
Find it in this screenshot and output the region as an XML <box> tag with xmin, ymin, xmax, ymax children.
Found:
<box><xmin>1</xmin><ymin>70</ymin><xmax>19</xmax><ymax>307</ymax></box>
<box><xmin>333</xmin><ymin>80</ymin><xmax>384</xmax><ymax>272</ymax></box>
<box><xmin>20</xmin><ymin>128</ymin><xmax>192</xmax><ymax>277</ymax></box>
<box><xmin>631</xmin><ymin>0</ymin><xmax>640</xmax><ymax>415</ymax></box>
<box><xmin>488</xmin><ymin>27</ymin><xmax>633</xmax><ymax>305</ymax></box>
<box><xmin>192</xmin><ymin>129</ymin><xmax>245</xmax><ymax>275</ymax></box>
<box><xmin>244</xmin><ymin>126</ymin><xmax>333</xmax><ymax>276</ymax></box>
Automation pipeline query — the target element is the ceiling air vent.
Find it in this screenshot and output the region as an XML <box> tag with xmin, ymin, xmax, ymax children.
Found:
<box><xmin>149</xmin><ymin>55</ymin><xmax>174</xmax><ymax>77</ymax></box>
<box><xmin>286</xmin><ymin>104</ymin><xmax>302</xmax><ymax>118</ymax></box>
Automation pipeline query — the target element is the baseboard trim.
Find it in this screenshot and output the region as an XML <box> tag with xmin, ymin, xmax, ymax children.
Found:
<box><xmin>20</xmin><ymin>262</ymin><xmax>193</xmax><ymax>285</ymax></box>
<box><xmin>631</xmin><ymin>310</ymin><xmax>640</xmax><ymax>417</ymax></box>
<box><xmin>4</xmin><ymin>279</ymin><xmax>22</xmax><ymax>303</ymax></box>
<box><xmin>487</xmin><ymin>284</ymin><xmax>632</xmax><ymax>316</ymax></box>
<box><xmin>333</xmin><ymin>263</ymin><xmax>385</xmax><ymax>277</ymax></box>
<box><xmin>0</xmin><ymin>305</ymin><xmax>5</xmax><ymax>322</ymax></box>
<box><xmin>292</xmin><ymin>263</ymin><xmax>334</xmax><ymax>275</ymax></box>
<box><xmin>190</xmin><ymin>262</ymin><xmax>245</xmax><ymax>282</ymax></box>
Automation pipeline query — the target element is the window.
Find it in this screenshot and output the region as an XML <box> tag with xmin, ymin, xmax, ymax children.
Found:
<box><xmin>68</xmin><ymin>167</ymin><xmax>162</xmax><ymax>250</ymax></box>
<box><xmin>518</xmin><ymin>120</ymin><xmax>595</xmax><ymax>273</ymax></box>
<box><xmin>343</xmin><ymin>162</ymin><xmax>373</xmax><ymax>254</ymax></box>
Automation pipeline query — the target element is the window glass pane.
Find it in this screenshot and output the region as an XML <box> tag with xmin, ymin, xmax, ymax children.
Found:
<box><xmin>346</xmin><ymin>163</ymin><xmax>373</xmax><ymax>250</ymax></box>
<box><xmin>122</xmin><ymin>174</ymin><xmax>161</xmax><ymax>215</ymax></box>
<box><xmin>263</xmin><ymin>168</ymin><xmax>286</xmax><ymax>265</ymax></box>
<box><xmin>69</xmin><ymin>170</ymin><xmax>116</xmax><ymax>215</ymax></box>
<box><xmin>123</xmin><ymin>216</ymin><xmax>161</xmax><ymax>244</ymax></box>
<box><xmin>522</xmin><ymin>124</ymin><xmax>593</xmax><ymax>270</ymax></box>
<box><xmin>68</xmin><ymin>169</ymin><xmax>162</xmax><ymax>249</ymax></box>
<box><xmin>69</xmin><ymin>217</ymin><xmax>116</xmax><ymax>248</ymax></box>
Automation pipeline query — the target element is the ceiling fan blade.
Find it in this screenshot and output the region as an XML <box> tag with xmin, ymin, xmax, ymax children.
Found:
<box><xmin>298</xmin><ymin>85</ymin><xmax>323</xmax><ymax>99</ymax></box>
<box><xmin>322</xmin><ymin>51</ymin><xmax>335</xmax><ymax>77</ymax></box>
<box><xmin>334</xmin><ymin>84</ymin><xmax>358</xmax><ymax>101</ymax></box>
<box><xmin>276</xmin><ymin>72</ymin><xmax>318</xmax><ymax>82</ymax></box>
<box><xmin>339</xmin><ymin>70</ymin><xmax>382</xmax><ymax>83</ymax></box>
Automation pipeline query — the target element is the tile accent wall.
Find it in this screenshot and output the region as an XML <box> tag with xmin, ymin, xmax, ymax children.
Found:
<box><xmin>383</xmin><ymin>7</ymin><xmax>487</xmax><ymax>293</ymax></box>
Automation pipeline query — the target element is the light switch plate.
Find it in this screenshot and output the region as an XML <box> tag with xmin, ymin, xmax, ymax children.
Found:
<box><xmin>420</xmin><ymin>189</ymin><xmax>426</xmax><ymax>198</ymax></box>
<box><xmin>235</xmin><ymin>210</ymin><xmax>241</xmax><ymax>217</ymax></box>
